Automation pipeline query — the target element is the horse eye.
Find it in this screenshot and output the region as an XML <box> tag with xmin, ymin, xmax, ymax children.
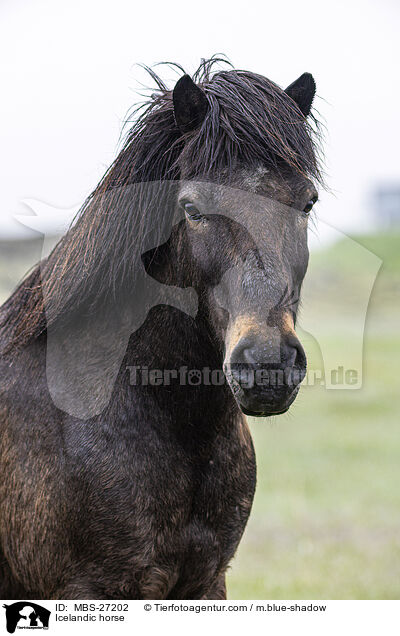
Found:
<box><xmin>303</xmin><ymin>198</ymin><xmax>317</xmax><ymax>215</ymax></box>
<box><xmin>183</xmin><ymin>202</ymin><xmax>202</xmax><ymax>221</ymax></box>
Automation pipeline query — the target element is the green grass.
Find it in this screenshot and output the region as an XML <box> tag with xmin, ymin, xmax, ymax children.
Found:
<box><xmin>1</xmin><ymin>232</ymin><xmax>399</xmax><ymax>599</ymax></box>
<box><xmin>227</xmin><ymin>377</ymin><xmax>400</xmax><ymax>599</ymax></box>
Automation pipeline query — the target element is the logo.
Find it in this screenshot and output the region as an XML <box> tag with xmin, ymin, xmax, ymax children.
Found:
<box><xmin>14</xmin><ymin>185</ymin><xmax>382</xmax><ymax>419</ymax></box>
<box><xmin>2</xmin><ymin>603</ymin><xmax>50</xmax><ymax>634</ymax></box>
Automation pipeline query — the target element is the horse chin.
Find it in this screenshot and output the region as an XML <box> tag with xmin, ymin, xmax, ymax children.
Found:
<box><xmin>235</xmin><ymin>386</ymin><xmax>300</xmax><ymax>418</ymax></box>
<box><xmin>239</xmin><ymin>404</ymin><xmax>290</xmax><ymax>417</ymax></box>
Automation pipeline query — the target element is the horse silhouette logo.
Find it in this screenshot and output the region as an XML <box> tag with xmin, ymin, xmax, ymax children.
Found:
<box><xmin>2</xmin><ymin>602</ymin><xmax>50</xmax><ymax>633</ymax></box>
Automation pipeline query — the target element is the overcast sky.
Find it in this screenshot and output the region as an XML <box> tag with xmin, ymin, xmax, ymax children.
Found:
<box><xmin>1</xmin><ymin>0</ymin><xmax>399</xmax><ymax>247</ymax></box>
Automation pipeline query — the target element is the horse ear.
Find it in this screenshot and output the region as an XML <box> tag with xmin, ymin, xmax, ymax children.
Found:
<box><xmin>285</xmin><ymin>73</ymin><xmax>316</xmax><ymax>117</ymax></box>
<box><xmin>173</xmin><ymin>74</ymin><xmax>209</xmax><ymax>133</ymax></box>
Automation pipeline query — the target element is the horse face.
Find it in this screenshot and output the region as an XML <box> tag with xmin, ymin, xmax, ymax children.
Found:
<box><xmin>176</xmin><ymin>174</ymin><xmax>315</xmax><ymax>417</ymax></box>
<box><xmin>141</xmin><ymin>71</ymin><xmax>319</xmax><ymax>417</ymax></box>
<box><xmin>166</xmin><ymin>71</ymin><xmax>318</xmax><ymax>417</ymax></box>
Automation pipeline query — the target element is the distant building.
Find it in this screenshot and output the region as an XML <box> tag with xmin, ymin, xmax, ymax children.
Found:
<box><xmin>373</xmin><ymin>185</ymin><xmax>400</xmax><ymax>228</ymax></box>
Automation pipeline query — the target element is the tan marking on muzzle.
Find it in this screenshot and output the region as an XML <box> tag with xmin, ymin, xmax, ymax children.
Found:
<box><xmin>281</xmin><ymin>311</ymin><xmax>296</xmax><ymax>334</ymax></box>
<box><xmin>224</xmin><ymin>311</ymin><xmax>299</xmax><ymax>366</ymax></box>
<box><xmin>224</xmin><ymin>314</ymin><xmax>267</xmax><ymax>361</ymax></box>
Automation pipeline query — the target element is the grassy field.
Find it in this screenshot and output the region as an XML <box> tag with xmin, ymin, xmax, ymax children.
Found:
<box><xmin>1</xmin><ymin>232</ymin><xmax>399</xmax><ymax>599</ymax></box>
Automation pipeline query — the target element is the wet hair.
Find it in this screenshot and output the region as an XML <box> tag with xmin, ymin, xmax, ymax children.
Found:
<box><xmin>0</xmin><ymin>56</ymin><xmax>323</xmax><ymax>351</ymax></box>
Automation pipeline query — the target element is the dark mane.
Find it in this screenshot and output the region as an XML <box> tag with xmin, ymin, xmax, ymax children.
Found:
<box><xmin>0</xmin><ymin>56</ymin><xmax>323</xmax><ymax>352</ymax></box>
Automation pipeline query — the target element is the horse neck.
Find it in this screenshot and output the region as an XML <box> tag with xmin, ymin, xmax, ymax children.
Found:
<box><xmin>127</xmin><ymin>303</ymin><xmax>222</xmax><ymax>371</ymax></box>
<box><xmin>122</xmin><ymin>304</ymin><xmax>237</xmax><ymax>434</ymax></box>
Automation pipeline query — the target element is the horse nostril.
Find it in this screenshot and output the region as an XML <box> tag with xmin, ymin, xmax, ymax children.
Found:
<box><xmin>230</xmin><ymin>334</ymin><xmax>306</xmax><ymax>371</ymax></box>
<box><xmin>284</xmin><ymin>337</ymin><xmax>306</xmax><ymax>370</ymax></box>
<box><xmin>285</xmin><ymin>346</ymin><xmax>297</xmax><ymax>369</ymax></box>
<box><xmin>242</xmin><ymin>347</ymin><xmax>257</xmax><ymax>364</ymax></box>
<box><xmin>230</xmin><ymin>338</ymin><xmax>258</xmax><ymax>365</ymax></box>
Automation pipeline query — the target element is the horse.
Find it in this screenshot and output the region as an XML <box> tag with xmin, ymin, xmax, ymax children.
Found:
<box><xmin>0</xmin><ymin>58</ymin><xmax>322</xmax><ymax>599</ymax></box>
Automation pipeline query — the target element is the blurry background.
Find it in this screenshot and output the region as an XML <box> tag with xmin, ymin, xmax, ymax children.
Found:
<box><xmin>1</xmin><ymin>0</ymin><xmax>399</xmax><ymax>599</ymax></box>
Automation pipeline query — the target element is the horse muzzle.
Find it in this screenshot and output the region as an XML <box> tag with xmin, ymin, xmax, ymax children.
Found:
<box><xmin>224</xmin><ymin>331</ymin><xmax>307</xmax><ymax>417</ymax></box>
